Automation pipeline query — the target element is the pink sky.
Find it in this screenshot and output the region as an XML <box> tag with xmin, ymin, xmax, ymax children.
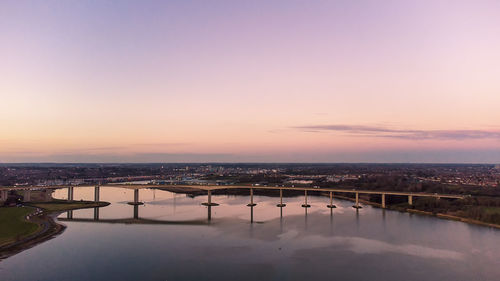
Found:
<box><xmin>1</xmin><ymin>0</ymin><xmax>500</xmax><ymax>163</ymax></box>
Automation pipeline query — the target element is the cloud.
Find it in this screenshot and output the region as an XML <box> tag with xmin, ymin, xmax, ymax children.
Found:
<box><xmin>1</xmin><ymin>153</ymin><xmax>236</xmax><ymax>163</ymax></box>
<box><xmin>132</xmin><ymin>142</ymin><xmax>190</xmax><ymax>147</ymax></box>
<box><xmin>293</xmin><ymin>125</ymin><xmax>500</xmax><ymax>140</ymax></box>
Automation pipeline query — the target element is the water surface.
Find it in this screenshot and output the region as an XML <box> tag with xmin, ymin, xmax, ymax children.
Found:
<box><xmin>1</xmin><ymin>186</ymin><xmax>499</xmax><ymax>281</ymax></box>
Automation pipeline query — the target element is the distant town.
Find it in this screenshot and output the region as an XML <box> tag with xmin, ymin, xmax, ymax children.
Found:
<box><xmin>1</xmin><ymin>163</ymin><xmax>499</xmax><ymax>191</ymax></box>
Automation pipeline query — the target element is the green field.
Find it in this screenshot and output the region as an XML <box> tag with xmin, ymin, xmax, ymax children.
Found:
<box><xmin>0</xmin><ymin>207</ymin><xmax>40</xmax><ymax>247</ymax></box>
<box><xmin>1</xmin><ymin>201</ymin><xmax>109</xmax><ymax>249</ymax></box>
<box><xmin>482</xmin><ymin>207</ymin><xmax>500</xmax><ymax>215</ymax></box>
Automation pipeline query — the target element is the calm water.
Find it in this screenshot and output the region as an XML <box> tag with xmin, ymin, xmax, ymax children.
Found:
<box><xmin>1</xmin><ymin>186</ymin><xmax>500</xmax><ymax>281</ymax></box>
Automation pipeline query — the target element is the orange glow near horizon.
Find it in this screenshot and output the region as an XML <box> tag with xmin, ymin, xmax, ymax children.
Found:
<box><xmin>1</xmin><ymin>0</ymin><xmax>500</xmax><ymax>162</ymax></box>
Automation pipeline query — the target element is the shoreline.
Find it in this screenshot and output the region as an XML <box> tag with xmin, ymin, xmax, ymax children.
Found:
<box><xmin>2</xmin><ymin>190</ymin><xmax>498</xmax><ymax>261</ymax></box>
<box><xmin>0</xmin><ymin>211</ymin><xmax>65</xmax><ymax>260</ymax></box>
<box><xmin>330</xmin><ymin>193</ymin><xmax>500</xmax><ymax>230</ymax></box>
<box><xmin>0</xmin><ymin>201</ymin><xmax>110</xmax><ymax>260</ymax></box>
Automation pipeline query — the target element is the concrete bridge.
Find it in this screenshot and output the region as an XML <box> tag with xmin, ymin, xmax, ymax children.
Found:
<box><xmin>2</xmin><ymin>184</ymin><xmax>465</xmax><ymax>210</ymax></box>
<box><xmin>104</xmin><ymin>184</ymin><xmax>464</xmax><ymax>209</ymax></box>
<box><xmin>1</xmin><ymin>184</ymin><xmax>467</xmax><ymax>225</ymax></box>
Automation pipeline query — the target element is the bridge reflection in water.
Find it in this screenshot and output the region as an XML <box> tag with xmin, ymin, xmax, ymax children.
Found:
<box><xmin>57</xmin><ymin>185</ymin><xmax>464</xmax><ymax>226</ymax></box>
<box><xmin>59</xmin><ymin>187</ymin><xmax>341</xmax><ymax>225</ymax></box>
<box><xmin>61</xmin><ymin>199</ymin><xmax>253</xmax><ymax>225</ymax></box>
<box><xmin>8</xmin><ymin>183</ymin><xmax>464</xmax><ymax>211</ymax></box>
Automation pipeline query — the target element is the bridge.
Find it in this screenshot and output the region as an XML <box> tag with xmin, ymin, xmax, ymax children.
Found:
<box><xmin>2</xmin><ymin>184</ymin><xmax>465</xmax><ymax>210</ymax></box>
<box><xmin>107</xmin><ymin>184</ymin><xmax>464</xmax><ymax>209</ymax></box>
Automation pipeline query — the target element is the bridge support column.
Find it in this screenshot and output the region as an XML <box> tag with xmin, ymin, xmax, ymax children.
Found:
<box><xmin>94</xmin><ymin>186</ymin><xmax>100</xmax><ymax>202</ymax></box>
<box><xmin>128</xmin><ymin>189</ymin><xmax>144</xmax><ymax>205</ymax></box>
<box><xmin>134</xmin><ymin>189</ymin><xmax>139</xmax><ymax>204</ymax></box>
<box><xmin>0</xmin><ymin>190</ymin><xmax>7</xmax><ymax>202</ymax></box>
<box><xmin>67</xmin><ymin>210</ymin><xmax>73</xmax><ymax>219</ymax></box>
<box><xmin>202</xmin><ymin>190</ymin><xmax>219</xmax><ymax>206</ymax></box>
<box><xmin>247</xmin><ymin>188</ymin><xmax>256</xmax><ymax>207</ymax></box>
<box><xmin>23</xmin><ymin>190</ymin><xmax>31</xmax><ymax>202</ymax></box>
<box><xmin>68</xmin><ymin>186</ymin><xmax>74</xmax><ymax>201</ymax></box>
<box><xmin>327</xmin><ymin>191</ymin><xmax>336</xmax><ymax>208</ymax></box>
<box><xmin>353</xmin><ymin>192</ymin><xmax>362</xmax><ymax>209</ymax></box>
<box><xmin>302</xmin><ymin>190</ymin><xmax>311</xmax><ymax>208</ymax></box>
<box><xmin>408</xmin><ymin>195</ymin><xmax>413</xmax><ymax>206</ymax></box>
<box><xmin>277</xmin><ymin>189</ymin><xmax>286</xmax><ymax>207</ymax></box>
<box><xmin>382</xmin><ymin>193</ymin><xmax>386</xmax><ymax>208</ymax></box>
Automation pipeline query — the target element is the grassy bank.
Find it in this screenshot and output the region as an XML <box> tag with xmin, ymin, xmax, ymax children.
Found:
<box><xmin>0</xmin><ymin>200</ymin><xmax>109</xmax><ymax>259</ymax></box>
<box><xmin>322</xmin><ymin>192</ymin><xmax>500</xmax><ymax>229</ymax></box>
<box><xmin>0</xmin><ymin>207</ymin><xmax>40</xmax><ymax>247</ymax></box>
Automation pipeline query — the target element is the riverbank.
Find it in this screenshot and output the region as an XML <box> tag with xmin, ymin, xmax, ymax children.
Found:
<box><xmin>197</xmin><ymin>188</ymin><xmax>500</xmax><ymax>229</ymax></box>
<box><xmin>330</xmin><ymin>193</ymin><xmax>500</xmax><ymax>230</ymax></box>
<box><xmin>0</xmin><ymin>200</ymin><xmax>109</xmax><ymax>260</ymax></box>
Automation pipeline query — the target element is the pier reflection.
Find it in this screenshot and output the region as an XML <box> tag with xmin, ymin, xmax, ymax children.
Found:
<box><xmin>250</xmin><ymin>205</ymin><xmax>254</xmax><ymax>223</ymax></box>
<box><xmin>60</xmin><ymin>194</ymin><xmax>336</xmax><ymax>226</ymax></box>
<box><xmin>55</xmin><ymin>186</ymin><xmax>369</xmax><ymax>228</ymax></box>
<box><xmin>207</xmin><ymin>205</ymin><xmax>212</xmax><ymax>221</ymax></box>
<box><xmin>133</xmin><ymin>205</ymin><xmax>139</xmax><ymax>219</ymax></box>
<box><xmin>94</xmin><ymin>207</ymin><xmax>99</xmax><ymax>220</ymax></box>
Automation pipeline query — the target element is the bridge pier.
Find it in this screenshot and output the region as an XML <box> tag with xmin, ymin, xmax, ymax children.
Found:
<box><xmin>247</xmin><ymin>188</ymin><xmax>256</xmax><ymax>207</ymax></box>
<box><xmin>202</xmin><ymin>190</ymin><xmax>219</xmax><ymax>206</ymax></box>
<box><xmin>23</xmin><ymin>190</ymin><xmax>31</xmax><ymax>202</ymax></box>
<box><xmin>249</xmin><ymin>205</ymin><xmax>254</xmax><ymax>223</ymax></box>
<box><xmin>128</xmin><ymin>189</ymin><xmax>144</xmax><ymax>205</ymax></box>
<box><xmin>408</xmin><ymin>195</ymin><xmax>413</xmax><ymax>205</ymax></box>
<box><xmin>0</xmin><ymin>190</ymin><xmax>8</xmax><ymax>202</ymax></box>
<box><xmin>302</xmin><ymin>190</ymin><xmax>311</xmax><ymax>208</ymax></box>
<box><xmin>94</xmin><ymin>186</ymin><xmax>100</xmax><ymax>202</ymax></box>
<box><xmin>277</xmin><ymin>189</ymin><xmax>286</xmax><ymax>207</ymax></box>
<box><xmin>134</xmin><ymin>189</ymin><xmax>139</xmax><ymax>204</ymax></box>
<box><xmin>353</xmin><ymin>192</ymin><xmax>362</xmax><ymax>209</ymax></box>
<box><xmin>327</xmin><ymin>191</ymin><xmax>336</xmax><ymax>208</ymax></box>
<box><xmin>68</xmin><ymin>186</ymin><xmax>74</xmax><ymax>201</ymax></box>
<box><xmin>382</xmin><ymin>193</ymin><xmax>386</xmax><ymax>208</ymax></box>
<box><xmin>67</xmin><ymin>210</ymin><xmax>73</xmax><ymax>219</ymax></box>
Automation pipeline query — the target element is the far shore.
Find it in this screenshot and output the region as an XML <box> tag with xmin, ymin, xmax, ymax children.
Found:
<box><xmin>330</xmin><ymin>193</ymin><xmax>500</xmax><ymax>230</ymax></box>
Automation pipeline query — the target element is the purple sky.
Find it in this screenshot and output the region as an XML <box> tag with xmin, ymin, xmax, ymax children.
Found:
<box><xmin>1</xmin><ymin>0</ymin><xmax>500</xmax><ymax>163</ymax></box>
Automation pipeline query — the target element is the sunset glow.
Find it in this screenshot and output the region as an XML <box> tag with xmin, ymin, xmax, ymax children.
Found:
<box><xmin>1</xmin><ymin>0</ymin><xmax>500</xmax><ymax>162</ymax></box>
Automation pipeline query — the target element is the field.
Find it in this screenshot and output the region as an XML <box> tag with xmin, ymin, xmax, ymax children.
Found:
<box><xmin>0</xmin><ymin>200</ymin><xmax>109</xmax><ymax>251</ymax></box>
<box><xmin>0</xmin><ymin>207</ymin><xmax>40</xmax><ymax>247</ymax></box>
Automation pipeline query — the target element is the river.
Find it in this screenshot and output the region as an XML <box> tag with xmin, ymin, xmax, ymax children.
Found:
<box><xmin>1</xmin><ymin>186</ymin><xmax>499</xmax><ymax>280</ymax></box>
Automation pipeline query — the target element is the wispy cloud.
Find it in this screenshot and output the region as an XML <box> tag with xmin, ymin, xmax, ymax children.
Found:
<box><xmin>293</xmin><ymin>125</ymin><xmax>500</xmax><ymax>140</ymax></box>
<box><xmin>132</xmin><ymin>142</ymin><xmax>190</xmax><ymax>147</ymax></box>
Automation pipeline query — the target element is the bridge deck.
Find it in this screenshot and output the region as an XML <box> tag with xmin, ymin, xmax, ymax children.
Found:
<box><xmin>1</xmin><ymin>184</ymin><xmax>465</xmax><ymax>199</ymax></box>
<box><xmin>105</xmin><ymin>184</ymin><xmax>465</xmax><ymax>199</ymax></box>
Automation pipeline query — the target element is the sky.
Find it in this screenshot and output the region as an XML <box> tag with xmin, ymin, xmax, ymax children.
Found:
<box><xmin>1</xmin><ymin>0</ymin><xmax>500</xmax><ymax>163</ymax></box>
